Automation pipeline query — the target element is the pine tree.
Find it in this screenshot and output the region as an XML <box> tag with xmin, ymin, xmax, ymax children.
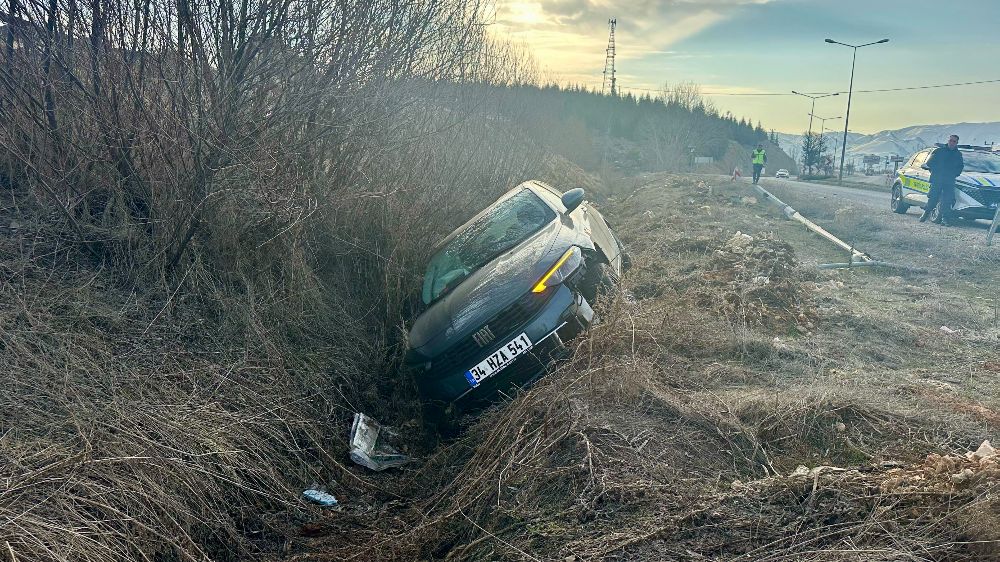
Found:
<box><xmin>801</xmin><ymin>132</ymin><xmax>827</xmax><ymax>176</ymax></box>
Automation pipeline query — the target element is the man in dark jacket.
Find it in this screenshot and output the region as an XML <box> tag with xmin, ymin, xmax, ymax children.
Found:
<box><xmin>920</xmin><ymin>134</ymin><xmax>964</xmax><ymax>225</ymax></box>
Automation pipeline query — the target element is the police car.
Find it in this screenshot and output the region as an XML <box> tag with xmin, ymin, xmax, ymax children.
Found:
<box><xmin>890</xmin><ymin>145</ymin><xmax>1000</xmax><ymax>221</ymax></box>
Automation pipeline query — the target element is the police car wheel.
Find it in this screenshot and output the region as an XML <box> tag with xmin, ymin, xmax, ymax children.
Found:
<box><xmin>890</xmin><ymin>184</ymin><xmax>909</xmax><ymax>214</ymax></box>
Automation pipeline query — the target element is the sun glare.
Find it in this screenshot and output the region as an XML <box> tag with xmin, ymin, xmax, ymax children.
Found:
<box><xmin>505</xmin><ymin>1</ymin><xmax>547</xmax><ymax>25</ymax></box>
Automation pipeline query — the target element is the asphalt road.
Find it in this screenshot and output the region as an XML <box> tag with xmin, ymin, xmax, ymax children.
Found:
<box><xmin>744</xmin><ymin>175</ymin><xmax>998</xmax><ymax>235</ymax></box>
<box><xmin>753</xmin><ymin>176</ymin><xmax>889</xmax><ymax>210</ymax></box>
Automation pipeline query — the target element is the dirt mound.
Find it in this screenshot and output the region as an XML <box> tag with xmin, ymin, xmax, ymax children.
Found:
<box><xmin>702</xmin><ymin>232</ymin><xmax>817</xmax><ymax>331</ymax></box>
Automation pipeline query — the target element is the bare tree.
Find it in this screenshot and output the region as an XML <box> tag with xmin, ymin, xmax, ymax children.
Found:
<box><xmin>0</xmin><ymin>3</ymin><xmax>548</xmax><ymax>560</ymax></box>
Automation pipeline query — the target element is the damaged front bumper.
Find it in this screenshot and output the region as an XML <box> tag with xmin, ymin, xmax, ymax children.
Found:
<box><xmin>414</xmin><ymin>284</ymin><xmax>593</xmax><ymax>407</ymax></box>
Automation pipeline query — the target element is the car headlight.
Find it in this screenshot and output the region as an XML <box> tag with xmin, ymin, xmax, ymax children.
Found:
<box><xmin>532</xmin><ymin>246</ymin><xmax>583</xmax><ymax>293</ymax></box>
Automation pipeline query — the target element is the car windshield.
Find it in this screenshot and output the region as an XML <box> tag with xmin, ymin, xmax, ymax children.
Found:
<box><xmin>962</xmin><ymin>151</ymin><xmax>1000</xmax><ymax>174</ymax></box>
<box><xmin>421</xmin><ymin>189</ymin><xmax>555</xmax><ymax>305</ymax></box>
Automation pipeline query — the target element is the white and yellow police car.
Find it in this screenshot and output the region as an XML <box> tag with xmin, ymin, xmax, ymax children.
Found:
<box><xmin>890</xmin><ymin>145</ymin><xmax>1000</xmax><ymax>221</ymax></box>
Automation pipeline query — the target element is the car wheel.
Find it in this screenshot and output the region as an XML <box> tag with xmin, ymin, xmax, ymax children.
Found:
<box><xmin>890</xmin><ymin>184</ymin><xmax>909</xmax><ymax>214</ymax></box>
<box><xmin>621</xmin><ymin>251</ymin><xmax>633</xmax><ymax>273</ymax></box>
<box><xmin>581</xmin><ymin>261</ymin><xmax>615</xmax><ymax>303</ymax></box>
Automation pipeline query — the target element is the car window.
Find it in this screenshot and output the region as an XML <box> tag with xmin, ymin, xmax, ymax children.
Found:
<box><xmin>421</xmin><ymin>189</ymin><xmax>555</xmax><ymax>304</ymax></box>
<box><xmin>961</xmin><ymin>151</ymin><xmax>1000</xmax><ymax>174</ymax></box>
<box><xmin>910</xmin><ymin>150</ymin><xmax>930</xmax><ymax>168</ymax></box>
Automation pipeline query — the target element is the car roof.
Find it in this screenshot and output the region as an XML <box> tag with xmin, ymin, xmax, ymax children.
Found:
<box><xmin>914</xmin><ymin>144</ymin><xmax>1000</xmax><ymax>154</ymax></box>
<box><xmin>933</xmin><ymin>143</ymin><xmax>997</xmax><ymax>152</ymax></box>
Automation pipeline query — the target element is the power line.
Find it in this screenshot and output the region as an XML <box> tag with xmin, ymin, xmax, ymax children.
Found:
<box><xmin>844</xmin><ymin>77</ymin><xmax>1000</xmax><ymax>94</ymax></box>
<box><xmin>575</xmin><ymin>77</ymin><xmax>1000</xmax><ymax>96</ymax></box>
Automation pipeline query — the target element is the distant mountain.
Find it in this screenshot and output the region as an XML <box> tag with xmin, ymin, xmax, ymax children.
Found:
<box><xmin>775</xmin><ymin>121</ymin><xmax>1000</xmax><ymax>159</ymax></box>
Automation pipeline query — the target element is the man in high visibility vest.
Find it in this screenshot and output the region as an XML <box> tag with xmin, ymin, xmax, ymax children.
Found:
<box><xmin>750</xmin><ymin>144</ymin><xmax>767</xmax><ymax>185</ymax></box>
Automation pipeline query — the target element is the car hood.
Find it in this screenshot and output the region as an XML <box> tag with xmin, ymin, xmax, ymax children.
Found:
<box><xmin>408</xmin><ymin>219</ymin><xmax>574</xmax><ymax>353</ymax></box>
<box><xmin>956</xmin><ymin>172</ymin><xmax>1000</xmax><ymax>188</ymax></box>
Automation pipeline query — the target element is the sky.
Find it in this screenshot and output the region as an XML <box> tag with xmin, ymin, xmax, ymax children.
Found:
<box><xmin>490</xmin><ymin>0</ymin><xmax>1000</xmax><ymax>134</ymax></box>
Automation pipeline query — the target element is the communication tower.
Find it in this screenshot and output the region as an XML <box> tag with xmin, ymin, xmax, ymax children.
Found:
<box><xmin>602</xmin><ymin>19</ymin><xmax>617</xmax><ymax>96</ymax></box>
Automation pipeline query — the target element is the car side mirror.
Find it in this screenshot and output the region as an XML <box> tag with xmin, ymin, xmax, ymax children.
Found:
<box><xmin>561</xmin><ymin>188</ymin><xmax>585</xmax><ymax>213</ymax></box>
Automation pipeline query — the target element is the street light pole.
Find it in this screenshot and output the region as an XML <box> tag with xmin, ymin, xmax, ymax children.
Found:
<box><xmin>825</xmin><ymin>37</ymin><xmax>889</xmax><ymax>182</ymax></box>
<box><xmin>810</xmin><ymin>114</ymin><xmax>842</xmax><ymax>172</ymax></box>
<box><xmin>792</xmin><ymin>91</ymin><xmax>839</xmax><ymax>137</ymax></box>
<box><xmin>809</xmin><ymin>99</ymin><xmax>816</xmax><ymax>136</ymax></box>
<box><xmin>810</xmin><ymin>114</ymin><xmax>842</xmax><ymax>138</ymax></box>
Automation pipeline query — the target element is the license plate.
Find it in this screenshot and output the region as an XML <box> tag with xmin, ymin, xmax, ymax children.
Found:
<box><xmin>464</xmin><ymin>332</ymin><xmax>533</xmax><ymax>387</ymax></box>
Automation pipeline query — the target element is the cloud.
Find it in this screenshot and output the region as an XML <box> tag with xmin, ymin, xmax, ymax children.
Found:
<box><xmin>491</xmin><ymin>0</ymin><xmax>774</xmax><ymax>86</ymax></box>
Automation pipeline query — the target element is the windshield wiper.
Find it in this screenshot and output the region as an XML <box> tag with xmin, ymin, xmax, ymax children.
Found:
<box><xmin>428</xmin><ymin>271</ymin><xmax>469</xmax><ymax>305</ymax></box>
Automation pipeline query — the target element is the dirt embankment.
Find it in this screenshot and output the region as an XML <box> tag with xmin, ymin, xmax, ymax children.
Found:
<box><xmin>288</xmin><ymin>174</ymin><xmax>1000</xmax><ymax>560</ymax></box>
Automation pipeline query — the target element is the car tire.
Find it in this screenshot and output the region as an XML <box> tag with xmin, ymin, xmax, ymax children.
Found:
<box><xmin>580</xmin><ymin>261</ymin><xmax>615</xmax><ymax>303</ymax></box>
<box><xmin>621</xmin><ymin>251</ymin><xmax>633</xmax><ymax>273</ymax></box>
<box><xmin>890</xmin><ymin>183</ymin><xmax>909</xmax><ymax>214</ymax></box>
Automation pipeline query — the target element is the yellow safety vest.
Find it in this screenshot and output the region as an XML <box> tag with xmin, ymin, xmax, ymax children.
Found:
<box><xmin>752</xmin><ymin>149</ymin><xmax>766</xmax><ymax>165</ymax></box>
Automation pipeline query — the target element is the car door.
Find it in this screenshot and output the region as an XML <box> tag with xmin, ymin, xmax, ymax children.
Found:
<box><xmin>900</xmin><ymin>150</ymin><xmax>931</xmax><ymax>205</ymax></box>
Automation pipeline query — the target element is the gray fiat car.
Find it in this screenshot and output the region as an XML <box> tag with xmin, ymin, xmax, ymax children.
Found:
<box><xmin>405</xmin><ymin>180</ymin><xmax>627</xmax><ymax>410</ymax></box>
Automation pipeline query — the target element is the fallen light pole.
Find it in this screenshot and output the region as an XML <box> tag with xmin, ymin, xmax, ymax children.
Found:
<box><xmin>816</xmin><ymin>260</ymin><xmax>900</xmax><ymax>270</ymax></box>
<box><xmin>746</xmin><ymin>182</ymin><xmax>923</xmax><ymax>271</ymax></box>
<box><xmin>750</xmin><ymin>183</ymin><xmax>872</xmax><ymax>266</ymax></box>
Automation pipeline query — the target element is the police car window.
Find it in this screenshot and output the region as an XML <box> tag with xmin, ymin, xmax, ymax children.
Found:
<box><xmin>911</xmin><ymin>151</ymin><xmax>929</xmax><ymax>168</ymax></box>
<box><xmin>962</xmin><ymin>152</ymin><xmax>1000</xmax><ymax>174</ymax></box>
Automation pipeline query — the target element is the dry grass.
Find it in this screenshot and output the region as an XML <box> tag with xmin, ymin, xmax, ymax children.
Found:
<box><xmin>0</xmin><ymin>62</ymin><xmax>550</xmax><ymax>562</ymax></box>
<box><xmin>4</xmin><ymin>90</ymin><xmax>997</xmax><ymax>560</ymax></box>
<box><xmin>285</xmin><ymin>174</ymin><xmax>999</xmax><ymax>561</ymax></box>
<box><xmin>0</xmin><ymin>234</ymin><xmax>333</xmax><ymax>561</ymax></box>
<box><xmin>0</xmin><ymin>89</ymin><xmax>548</xmax><ymax>559</ymax></box>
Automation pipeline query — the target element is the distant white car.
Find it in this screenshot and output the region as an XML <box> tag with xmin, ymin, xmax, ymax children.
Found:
<box><xmin>774</xmin><ymin>169</ymin><xmax>789</xmax><ymax>179</ymax></box>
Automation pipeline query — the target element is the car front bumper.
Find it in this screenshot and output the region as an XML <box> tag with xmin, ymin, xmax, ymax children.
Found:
<box><xmin>953</xmin><ymin>203</ymin><xmax>998</xmax><ymax>220</ymax></box>
<box><xmin>415</xmin><ymin>284</ymin><xmax>593</xmax><ymax>406</ymax></box>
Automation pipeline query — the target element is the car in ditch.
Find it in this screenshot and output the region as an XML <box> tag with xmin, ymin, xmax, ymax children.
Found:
<box><xmin>891</xmin><ymin>145</ymin><xmax>1000</xmax><ymax>221</ymax></box>
<box><xmin>405</xmin><ymin>180</ymin><xmax>627</xmax><ymax>414</ymax></box>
